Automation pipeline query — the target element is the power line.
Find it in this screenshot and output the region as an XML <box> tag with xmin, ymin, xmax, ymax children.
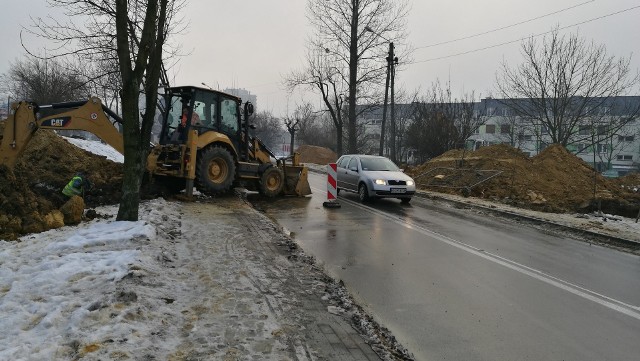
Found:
<box><xmin>415</xmin><ymin>0</ymin><xmax>596</xmax><ymax>51</ymax></box>
<box><xmin>409</xmin><ymin>5</ymin><xmax>640</xmax><ymax>65</ymax></box>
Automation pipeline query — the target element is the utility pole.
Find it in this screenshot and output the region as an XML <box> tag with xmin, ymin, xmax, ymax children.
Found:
<box><xmin>364</xmin><ymin>26</ymin><xmax>398</xmax><ymax>160</ymax></box>
<box><xmin>379</xmin><ymin>43</ymin><xmax>392</xmax><ymax>156</ymax></box>
<box><xmin>389</xmin><ymin>45</ymin><xmax>398</xmax><ymax>163</ymax></box>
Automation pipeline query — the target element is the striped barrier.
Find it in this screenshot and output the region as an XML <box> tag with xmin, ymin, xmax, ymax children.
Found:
<box><xmin>323</xmin><ymin>163</ymin><xmax>341</xmax><ymax>208</ymax></box>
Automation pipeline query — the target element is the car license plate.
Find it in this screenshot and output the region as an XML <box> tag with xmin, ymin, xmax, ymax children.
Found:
<box><xmin>390</xmin><ymin>188</ymin><xmax>406</xmax><ymax>194</ymax></box>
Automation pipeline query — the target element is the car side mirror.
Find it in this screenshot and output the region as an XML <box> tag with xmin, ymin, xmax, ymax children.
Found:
<box><xmin>350</xmin><ymin>167</ymin><xmax>358</xmax><ymax>172</ymax></box>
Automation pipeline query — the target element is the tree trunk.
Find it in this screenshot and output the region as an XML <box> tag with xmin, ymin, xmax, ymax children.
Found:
<box><xmin>347</xmin><ymin>0</ymin><xmax>359</xmax><ymax>154</ymax></box>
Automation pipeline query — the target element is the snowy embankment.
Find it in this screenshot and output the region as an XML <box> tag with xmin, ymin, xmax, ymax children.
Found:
<box><xmin>0</xmin><ymin>201</ymin><xmax>162</xmax><ymax>358</ymax></box>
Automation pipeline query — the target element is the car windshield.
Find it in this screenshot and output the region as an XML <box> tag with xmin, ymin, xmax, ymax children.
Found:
<box><xmin>360</xmin><ymin>157</ymin><xmax>400</xmax><ymax>171</ymax></box>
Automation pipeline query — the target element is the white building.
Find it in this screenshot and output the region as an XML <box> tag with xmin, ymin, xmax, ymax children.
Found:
<box><xmin>358</xmin><ymin>96</ymin><xmax>640</xmax><ymax>176</ymax></box>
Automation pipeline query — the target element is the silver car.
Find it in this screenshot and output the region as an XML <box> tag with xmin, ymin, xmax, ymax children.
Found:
<box><xmin>336</xmin><ymin>154</ymin><xmax>416</xmax><ymax>203</ymax></box>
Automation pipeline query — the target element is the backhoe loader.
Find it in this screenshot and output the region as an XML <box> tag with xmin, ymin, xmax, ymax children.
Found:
<box><xmin>0</xmin><ymin>86</ymin><xmax>311</xmax><ymax>198</ymax></box>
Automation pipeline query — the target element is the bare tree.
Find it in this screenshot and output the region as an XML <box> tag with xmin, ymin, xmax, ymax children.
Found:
<box><xmin>406</xmin><ymin>81</ymin><xmax>483</xmax><ymax>162</ymax></box>
<box><xmin>284</xmin><ymin>103</ymin><xmax>315</xmax><ymax>156</ymax></box>
<box><xmin>285</xmin><ymin>47</ymin><xmax>348</xmax><ymax>154</ymax></box>
<box><xmin>250</xmin><ymin>110</ymin><xmax>284</xmax><ymax>151</ymax></box>
<box><xmin>297</xmin><ymin>111</ymin><xmax>337</xmax><ymax>151</ymax></box>
<box><xmin>1</xmin><ymin>56</ymin><xmax>93</xmax><ymax>103</ymax></box>
<box><xmin>496</xmin><ymin>28</ymin><xmax>640</xmax><ymax>147</ymax></box>
<box><xmin>28</xmin><ymin>0</ymin><xmax>181</xmax><ymax>221</ymax></box>
<box><xmin>286</xmin><ymin>0</ymin><xmax>409</xmax><ymax>155</ymax></box>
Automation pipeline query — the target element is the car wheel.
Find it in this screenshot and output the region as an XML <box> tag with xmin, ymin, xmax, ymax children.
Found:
<box><xmin>400</xmin><ymin>197</ymin><xmax>411</xmax><ymax>204</ymax></box>
<box><xmin>358</xmin><ymin>183</ymin><xmax>370</xmax><ymax>202</ymax></box>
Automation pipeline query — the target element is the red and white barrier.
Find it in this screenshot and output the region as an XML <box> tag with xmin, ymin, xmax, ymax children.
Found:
<box><xmin>323</xmin><ymin>163</ymin><xmax>341</xmax><ymax>208</ymax></box>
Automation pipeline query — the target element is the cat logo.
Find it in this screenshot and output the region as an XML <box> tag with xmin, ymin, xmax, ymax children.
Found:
<box><xmin>42</xmin><ymin>116</ymin><xmax>71</xmax><ymax>127</ymax></box>
<box><xmin>50</xmin><ymin>118</ymin><xmax>65</xmax><ymax>127</ymax></box>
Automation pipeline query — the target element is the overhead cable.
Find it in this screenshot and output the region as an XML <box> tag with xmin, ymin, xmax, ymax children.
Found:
<box><xmin>415</xmin><ymin>0</ymin><xmax>596</xmax><ymax>50</ymax></box>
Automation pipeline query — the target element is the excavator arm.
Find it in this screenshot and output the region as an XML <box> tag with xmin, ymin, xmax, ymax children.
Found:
<box><xmin>0</xmin><ymin>97</ymin><xmax>124</xmax><ymax>169</ymax></box>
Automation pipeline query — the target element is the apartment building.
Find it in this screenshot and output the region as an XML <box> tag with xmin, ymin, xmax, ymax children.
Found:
<box><xmin>357</xmin><ymin>96</ymin><xmax>640</xmax><ymax>176</ymax></box>
<box><xmin>468</xmin><ymin>97</ymin><xmax>640</xmax><ymax>177</ymax></box>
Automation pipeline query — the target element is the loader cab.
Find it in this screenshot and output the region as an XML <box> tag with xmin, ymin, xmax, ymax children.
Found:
<box><xmin>159</xmin><ymin>86</ymin><xmax>243</xmax><ymax>147</ymax></box>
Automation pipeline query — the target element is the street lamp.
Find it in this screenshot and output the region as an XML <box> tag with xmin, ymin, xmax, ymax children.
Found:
<box><xmin>364</xmin><ymin>26</ymin><xmax>398</xmax><ymax>162</ymax></box>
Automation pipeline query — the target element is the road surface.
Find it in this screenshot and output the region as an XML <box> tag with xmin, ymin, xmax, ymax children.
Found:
<box><xmin>249</xmin><ymin>172</ymin><xmax>640</xmax><ymax>360</ymax></box>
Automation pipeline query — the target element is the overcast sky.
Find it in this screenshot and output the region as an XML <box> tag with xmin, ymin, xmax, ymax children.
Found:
<box><xmin>1</xmin><ymin>0</ymin><xmax>638</xmax><ymax>116</ymax></box>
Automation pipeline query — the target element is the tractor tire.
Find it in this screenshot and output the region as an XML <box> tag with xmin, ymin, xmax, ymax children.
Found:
<box><xmin>196</xmin><ymin>146</ymin><xmax>236</xmax><ymax>195</ymax></box>
<box><xmin>259</xmin><ymin>166</ymin><xmax>285</xmax><ymax>197</ymax></box>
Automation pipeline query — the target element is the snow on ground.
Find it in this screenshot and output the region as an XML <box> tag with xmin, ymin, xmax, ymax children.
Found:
<box><xmin>62</xmin><ymin>136</ymin><xmax>124</xmax><ymax>163</ymax></box>
<box><xmin>0</xmin><ymin>201</ymin><xmax>159</xmax><ymax>359</ymax></box>
<box><xmin>0</xmin><ymin>196</ymin><xmax>410</xmax><ymax>360</ymax></box>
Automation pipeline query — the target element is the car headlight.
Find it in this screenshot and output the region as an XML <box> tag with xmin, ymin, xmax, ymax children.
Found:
<box><xmin>406</xmin><ymin>180</ymin><xmax>414</xmax><ymax>186</ymax></box>
<box><xmin>375</xmin><ymin>179</ymin><xmax>386</xmax><ymax>185</ymax></box>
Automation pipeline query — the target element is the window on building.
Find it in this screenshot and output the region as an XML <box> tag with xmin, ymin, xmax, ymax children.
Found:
<box><xmin>500</xmin><ymin>124</ymin><xmax>511</xmax><ymax>134</ymax></box>
<box><xmin>485</xmin><ymin>124</ymin><xmax>496</xmax><ymax>134</ymax></box>
<box><xmin>597</xmin><ymin>125</ymin><xmax>607</xmax><ymax>135</ymax></box>
<box><xmin>486</xmin><ymin>107</ymin><xmax>495</xmax><ymax>116</ymax></box>
<box><xmin>596</xmin><ymin>144</ymin><xmax>608</xmax><ymax>154</ymax></box>
<box><xmin>502</xmin><ymin>108</ymin><xmax>510</xmax><ymax>116</ymax></box>
<box><xmin>579</xmin><ymin>126</ymin><xmax>591</xmax><ymax>135</ymax></box>
<box><xmin>618</xmin><ymin>135</ymin><xmax>635</xmax><ymax>142</ymax></box>
<box><xmin>577</xmin><ymin>143</ymin><xmax>588</xmax><ymax>152</ymax></box>
<box><xmin>541</xmin><ymin>125</ymin><xmax>549</xmax><ymax>134</ymax></box>
<box><xmin>616</xmin><ymin>154</ymin><xmax>633</xmax><ymax>161</ymax></box>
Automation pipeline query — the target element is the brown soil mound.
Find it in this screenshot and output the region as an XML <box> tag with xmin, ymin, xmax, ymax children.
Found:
<box><xmin>1</xmin><ymin>130</ymin><xmax>124</xmax><ymax>239</ymax></box>
<box><xmin>407</xmin><ymin>144</ymin><xmax>640</xmax><ymax>215</ymax></box>
<box><xmin>296</xmin><ymin>145</ymin><xmax>338</xmax><ymax>165</ymax></box>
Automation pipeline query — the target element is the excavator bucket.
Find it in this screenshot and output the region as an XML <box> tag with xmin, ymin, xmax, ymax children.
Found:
<box><xmin>283</xmin><ymin>165</ymin><xmax>312</xmax><ymax>196</ymax></box>
<box><xmin>280</xmin><ymin>152</ymin><xmax>312</xmax><ymax>196</ymax></box>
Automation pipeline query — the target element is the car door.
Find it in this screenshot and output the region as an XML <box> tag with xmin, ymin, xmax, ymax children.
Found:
<box><xmin>342</xmin><ymin>156</ymin><xmax>361</xmax><ymax>192</ymax></box>
<box><xmin>336</xmin><ymin>156</ymin><xmax>351</xmax><ymax>190</ymax></box>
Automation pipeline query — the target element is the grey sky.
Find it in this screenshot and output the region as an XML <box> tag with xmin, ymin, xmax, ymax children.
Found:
<box><xmin>1</xmin><ymin>0</ymin><xmax>638</xmax><ymax>116</ymax></box>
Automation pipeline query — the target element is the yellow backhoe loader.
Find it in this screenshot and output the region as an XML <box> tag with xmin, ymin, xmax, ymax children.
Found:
<box><xmin>0</xmin><ymin>86</ymin><xmax>311</xmax><ymax>198</ymax></box>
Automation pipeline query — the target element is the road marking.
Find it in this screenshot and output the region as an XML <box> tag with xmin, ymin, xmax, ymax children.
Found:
<box><xmin>312</xmin><ymin>185</ymin><xmax>640</xmax><ymax>321</ymax></box>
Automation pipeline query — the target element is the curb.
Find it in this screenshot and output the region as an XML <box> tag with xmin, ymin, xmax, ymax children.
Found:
<box><xmin>413</xmin><ymin>190</ymin><xmax>640</xmax><ymax>251</ymax></box>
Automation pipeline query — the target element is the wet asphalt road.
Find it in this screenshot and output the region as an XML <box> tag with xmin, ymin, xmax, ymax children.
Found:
<box><xmin>249</xmin><ymin>172</ymin><xmax>640</xmax><ymax>361</ymax></box>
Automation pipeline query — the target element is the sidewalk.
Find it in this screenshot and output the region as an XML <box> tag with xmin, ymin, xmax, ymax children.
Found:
<box><xmin>183</xmin><ymin>195</ymin><xmax>388</xmax><ymax>360</ymax></box>
<box><xmin>1</xmin><ymin>195</ymin><xmax>408</xmax><ymax>360</ymax></box>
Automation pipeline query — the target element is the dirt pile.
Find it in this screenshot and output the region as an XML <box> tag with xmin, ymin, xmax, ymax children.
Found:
<box><xmin>296</xmin><ymin>145</ymin><xmax>338</xmax><ymax>165</ymax></box>
<box><xmin>0</xmin><ymin>130</ymin><xmax>124</xmax><ymax>239</ymax></box>
<box><xmin>407</xmin><ymin>144</ymin><xmax>640</xmax><ymax>215</ymax></box>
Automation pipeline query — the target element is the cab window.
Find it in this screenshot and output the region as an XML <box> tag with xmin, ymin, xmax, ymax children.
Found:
<box><xmin>193</xmin><ymin>91</ymin><xmax>217</xmax><ymax>128</ymax></box>
<box><xmin>220</xmin><ymin>98</ymin><xmax>239</xmax><ymax>134</ymax></box>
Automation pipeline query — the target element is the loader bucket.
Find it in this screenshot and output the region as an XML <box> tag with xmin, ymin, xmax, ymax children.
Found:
<box><xmin>282</xmin><ymin>165</ymin><xmax>312</xmax><ymax>196</ymax></box>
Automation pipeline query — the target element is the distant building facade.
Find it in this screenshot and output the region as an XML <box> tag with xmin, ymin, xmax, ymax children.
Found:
<box><xmin>468</xmin><ymin>97</ymin><xmax>640</xmax><ymax>177</ymax></box>
<box><xmin>357</xmin><ymin>96</ymin><xmax>640</xmax><ymax>176</ymax></box>
<box><xmin>224</xmin><ymin>88</ymin><xmax>257</xmax><ymax>109</ymax></box>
